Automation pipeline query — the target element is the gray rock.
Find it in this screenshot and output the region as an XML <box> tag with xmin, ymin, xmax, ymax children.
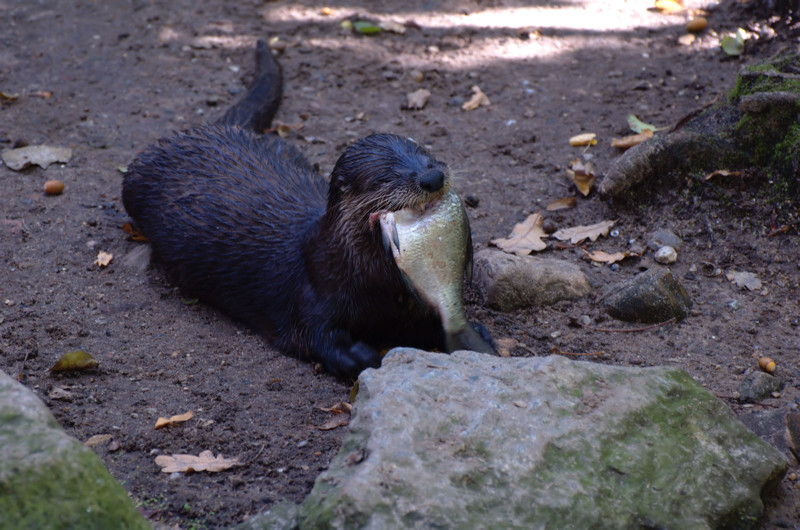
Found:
<box><xmin>739</xmin><ymin>407</ymin><xmax>799</xmax><ymax>464</ymax></box>
<box><xmin>236</xmin><ymin>502</ymin><xmax>299</xmax><ymax>530</ymax></box>
<box><xmin>291</xmin><ymin>350</ymin><xmax>786</xmax><ymax>529</ymax></box>
<box><xmin>647</xmin><ymin>228</ymin><xmax>683</xmax><ymax>251</ymax></box>
<box><xmin>602</xmin><ymin>268</ymin><xmax>692</xmax><ymax>323</ymax></box>
<box><xmin>473</xmin><ymin>249</ymin><xmax>591</xmax><ymax>311</ymax></box>
<box><xmin>0</xmin><ymin>370</ymin><xmax>148</xmax><ymax>529</ymax></box>
<box><xmin>739</xmin><ymin>371</ymin><xmax>785</xmax><ymax>403</ymax></box>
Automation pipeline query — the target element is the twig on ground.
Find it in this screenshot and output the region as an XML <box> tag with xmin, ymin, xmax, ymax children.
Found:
<box><xmin>581</xmin><ymin>318</ymin><xmax>676</xmax><ymax>333</ymax></box>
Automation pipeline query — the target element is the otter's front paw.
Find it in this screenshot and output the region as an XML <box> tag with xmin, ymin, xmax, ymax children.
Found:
<box><xmin>469</xmin><ymin>321</ymin><xmax>496</xmax><ymax>353</ymax></box>
<box><xmin>325</xmin><ymin>341</ymin><xmax>381</xmax><ymax>380</ymax></box>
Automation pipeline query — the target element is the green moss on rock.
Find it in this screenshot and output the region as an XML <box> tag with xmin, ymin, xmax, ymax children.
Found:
<box><xmin>0</xmin><ymin>371</ymin><xmax>148</xmax><ymax>530</ymax></box>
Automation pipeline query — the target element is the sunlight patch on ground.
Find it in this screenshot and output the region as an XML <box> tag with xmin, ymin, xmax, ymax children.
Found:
<box><xmin>256</xmin><ymin>1</ymin><xmax>694</xmax><ymax>66</ymax></box>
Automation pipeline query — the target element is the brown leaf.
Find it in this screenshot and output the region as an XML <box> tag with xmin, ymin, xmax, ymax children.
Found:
<box><xmin>566</xmin><ymin>159</ymin><xmax>596</xmax><ymax>196</ymax></box>
<box><xmin>495</xmin><ymin>337</ymin><xmax>517</xmax><ymax>358</ymax></box>
<box><xmin>122</xmin><ymin>222</ymin><xmax>148</xmax><ymax>242</ymax></box>
<box><xmin>155</xmin><ymin>450</ymin><xmax>239</xmax><ymax>473</ymax></box>
<box><xmin>154</xmin><ymin>410</ymin><xmax>194</xmax><ymax>429</ymax></box>
<box><xmin>552</xmin><ymin>220</ymin><xmax>616</xmax><ymax>245</ymax></box>
<box><xmin>462</xmin><ymin>85</ymin><xmax>490</xmax><ymax>111</ymax></box>
<box><xmin>611</xmin><ymin>129</ymin><xmax>653</xmax><ymax>150</ymax></box>
<box><xmin>704</xmin><ymin>169</ymin><xmax>740</xmax><ymax>181</ymax></box>
<box><xmin>84</xmin><ymin>434</ymin><xmax>113</xmax><ymax>447</ymax></box>
<box><xmin>653</xmin><ymin>0</ymin><xmax>684</xmax><ymax>13</ymax></box>
<box><xmin>49</xmin><ymin>350</ymin><xmax>99</xmax><ymax>372</ymax></box>
<box><xmin>316</xmin><ymin>414</ymin><xmax>350</xmax><ymax>430</ymax></box>
<box><xmin>545</xmin><ymin>197</ymin><xmax>577</xmax><ymax>211</ymax></box>
<box><xmin>319</xmin><ymin>402</ymin><xmax>353</xmax><ymax>414</ymax></box>
<box><xmin>584</xmin><ymin>249</ymin><xmax>631</xmax><ymax>265</ymax></box>
<box><xmin>568</xmin><ymin>133</ymin><xmax>597</xmax><ymax>147</ymax></box>
<box><xmin>490</xmin><ymin>213</ymin><xmax>547</xmax><ymax>255</ymax></box>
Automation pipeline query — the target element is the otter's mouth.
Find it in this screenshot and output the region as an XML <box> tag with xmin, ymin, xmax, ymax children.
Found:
<box><xmin>368</xmin><ymin>191</ymin><xmax>450</xmax><ymax>230</ymax></box>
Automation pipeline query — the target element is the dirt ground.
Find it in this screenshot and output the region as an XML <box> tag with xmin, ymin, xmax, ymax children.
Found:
<box><xmin>2</xmin><ymin>0</ymin><xmax>799</xmax><ymax>527</ymax></box>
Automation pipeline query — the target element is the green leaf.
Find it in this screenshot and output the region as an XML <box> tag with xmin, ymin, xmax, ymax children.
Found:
<box><xmin>353</xmin><ymin>21</ymin><xmax>382</xmax><ymax>35</ymax></box>
<box><xmin>627</xmin><ymin>114</ymin><xmax>657</xmax><ymax>133</ymax></box>
<box><xmin>721</xmin><ymin>28</ymin><xmax>746</xmax><ymax>56</ymax></box>
<box><xmin>50</xmin><ymin>350</ymin><xmax>99</xmax><ymax>372</ymax></box>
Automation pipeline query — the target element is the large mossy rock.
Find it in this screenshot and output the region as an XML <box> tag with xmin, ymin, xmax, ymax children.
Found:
<box><xmin>0</xmin><ymin>370</ymin><xmax>148</xmax><ymax>530</ymax></box>
<box><xmin>601</xmin><ymin>53</ymin><xmax>800</xmax><ymax>223</ymax></box>
<box><xmin>287</xmin><ymin>351</ymin><xmax>786</xmax><ymax>529</ymax></box>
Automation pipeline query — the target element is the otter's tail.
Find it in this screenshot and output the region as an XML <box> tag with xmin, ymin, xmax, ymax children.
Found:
<box><xmin>217</xmin><ymin>40</ymin><xmax>282</xmax><ymax>134</ymax></box>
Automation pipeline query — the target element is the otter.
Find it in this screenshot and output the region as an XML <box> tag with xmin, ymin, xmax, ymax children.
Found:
<box><xmin>122</xmin><ymin>41</ymin><xmax>493</xmax><ymax>379</ymax></box>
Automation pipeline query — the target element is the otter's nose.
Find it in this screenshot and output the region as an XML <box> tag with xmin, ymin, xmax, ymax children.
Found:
<box><xmin>419</xmin><ymin>169</ymin><xmax>445</xmax><ymax>192</ymax></box>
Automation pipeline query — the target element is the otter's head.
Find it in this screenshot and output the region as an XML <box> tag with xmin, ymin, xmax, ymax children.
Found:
<box><xmin>327</xmin><ymin>134</ymin><xmax>451</xmax><ymax>234</ymax></box>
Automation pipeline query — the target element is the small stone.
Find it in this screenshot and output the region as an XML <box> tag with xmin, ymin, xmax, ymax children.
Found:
<box><xmin>602</xmin><ymin>268</ymin><xmax>692</xmax><ymax>323</ymax></box>
<box><xmin>647</xmin><ymin>229</ymin><xmax>682</xmax><ymax>251</ymax></box>
<box><xmin>463</xmin><ymin>194</ymin><xmax>479</xmax><ymax>208</ymax></box>
<box><xmin>409</xmin><ymin>69</ymin><xmax>424</xmax><ymax>82</ymax></box>
<box><xmin>654</xmin><ymin>246</ymin><xmax>677</xmax><ymax>264</ymax></box>
<box><xmin>739</xmin><ymin>371</ymin><xmax>784</xmax><ymax>403</ymax></box>
<box><xmin>474</xmin><ymin>249</ymin><xmax>592</xmax><ymax>312</ymax></box>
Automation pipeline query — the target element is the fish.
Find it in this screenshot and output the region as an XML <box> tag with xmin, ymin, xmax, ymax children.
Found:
<box><xmin>379</xmin><ymin>190</ymin><xmax>495</xmax><ymax>354</ymax></box>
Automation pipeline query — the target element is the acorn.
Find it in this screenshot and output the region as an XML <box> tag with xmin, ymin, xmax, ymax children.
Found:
<box><xmin>758</xmin><ymin>357</ymin><xmax>776</xmax><ymax>374</ymax></box>
<box><xmin>43</xmin><ymin>180</ymin><xmax>65</xmax><ymax>195</ymax></box>
<box><xmin>686</xmin><ymin>17</ymin><xmax>707</xmax><ymax>33</ymax></box>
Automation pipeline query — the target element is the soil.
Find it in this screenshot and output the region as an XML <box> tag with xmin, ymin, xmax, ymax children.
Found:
<box><xmin>1</xmin><ymin>0</ymin><xmax>799</xmax><ymax>527</ymax></box>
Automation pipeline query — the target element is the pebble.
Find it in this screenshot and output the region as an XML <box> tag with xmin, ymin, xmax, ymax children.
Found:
<box><xmin>739</xmin><ymin>371</ymin><xmax>784</xmax><ymax>403</ymax></box>
<box><xmin>464</xmin><ymin>194</ymin><xmax>479</xmax><ymax>208</ymax></box>
<box><xmin>654</xmin><ymin>246</ymin><xmax>677</xmax><ymax>264</ymax></box>
<box><xmin>647</xmin><ymin>229</ymin><xmax>682</xmax><ymax>251</ymax></box>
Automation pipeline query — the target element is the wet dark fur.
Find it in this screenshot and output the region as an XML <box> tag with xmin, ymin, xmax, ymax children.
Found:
<box><xmin>122</xmin><ymin>42</ymin><xmax>465</xmax><ymax>378</ymax></box>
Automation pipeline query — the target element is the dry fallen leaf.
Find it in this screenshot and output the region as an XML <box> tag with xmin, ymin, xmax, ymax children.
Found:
<box><xmin>566</xmin><ymin>158</ymin><xmax>596</xmax><ymax>196</ymax></box>
<box><xmin>568</xmin><ymin>133</ymin><xmax>597</xmax><ymax>147</ymax></box>
<box><xmin>494</xmin><ymin>337</ymin><xmax>518</xmax><ymax>358</ymax></box>
<box><xmin>545</xmin><ymin>197</ymin><xmax>577</xmax><ymax>211</ymax></box>
<box><xmin>490</xmin><ymin>213</ymin><xmax>547</xmax><ymax>255</ymax></box>
<box><xmin>155</xmin><ymin>450</ymin><xmax>239</xmax><ymax>473</ymax></box>
<box><xmin>462</xmin><ymin>85</ymin><xmax>490</xmax><ymax>111</ymax></box>
<box><xmin>276</xmin><ymin>124</ymin><xmax>292</xmax><ymax>138</ymax></box>
<box><xmin>316</xmin><ymin>414</ymin><xmax>351</xmax><ymax>430</ymax></box>
<box><xmin>1</xmin><ymin>145</ymin><xmax>73</xmax><ymax>171</ymax></box>
<box><xmin>319</xmin><ymin>402</ymin><xmax>353</xmax><ymax>414</ymax></box>
<box><xmin>84</xmin><ymin>434</ymin><xmax>113</xmax><ymax>447</ymax></box>
<box><xmin>653</xmin><ymin>0</ymin><xmax>684</xmax><ymax>13</ymax></box>
<box><xmin>552</xmin><ymin>220</ymin><xmax>616</xmax><ymax>245</ymax></box>
<box><xmin>48</xmin><ymin>386</ymin><xmax>75</xmax><ymax>401</ymax></box>
<box><xmin>611</xmin><ymin>129</ymin><xmax>654</xmax><ymax>150</ymax></box>
<box><xmin>584</xmin><ymin>249</ymin><xmax>631</xmax><ymax>265</ymax></box>
<box><xmin>122</xmin><ymin>222</ymin><xmax>148</xmax><ymax>242</ymax></box>
<box><xmin>50</xmin><ymin>350</ymin><xmax>99</xmax><ymax>372</ymax></box>
<box><xmin>704</xmin><ymin>169</ymin><xmax>740</xmax><ymax>181</ymax></box>
<box><xmin>726</xmin><ymin>270</ymin><xmax>761</xmax><ymax>291</ymax></box>
<box><xmin>95</xmin><ymin>251</ymin><xmax>113</xmax><ymax>267</ymax></box>
<box><xmin>406</xmin><ymin>88</ymin><xmax>431</xmax><ymax>110</ymax></box>
<box><xmin>154</xmin><ymin>410</ymin><xmax>194</xmax><ymax>429</ymax></box>
<box><xmin>379</xmin><ymin>20</ymin><xmax>406</xmax><ymax>34</ymax></box>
